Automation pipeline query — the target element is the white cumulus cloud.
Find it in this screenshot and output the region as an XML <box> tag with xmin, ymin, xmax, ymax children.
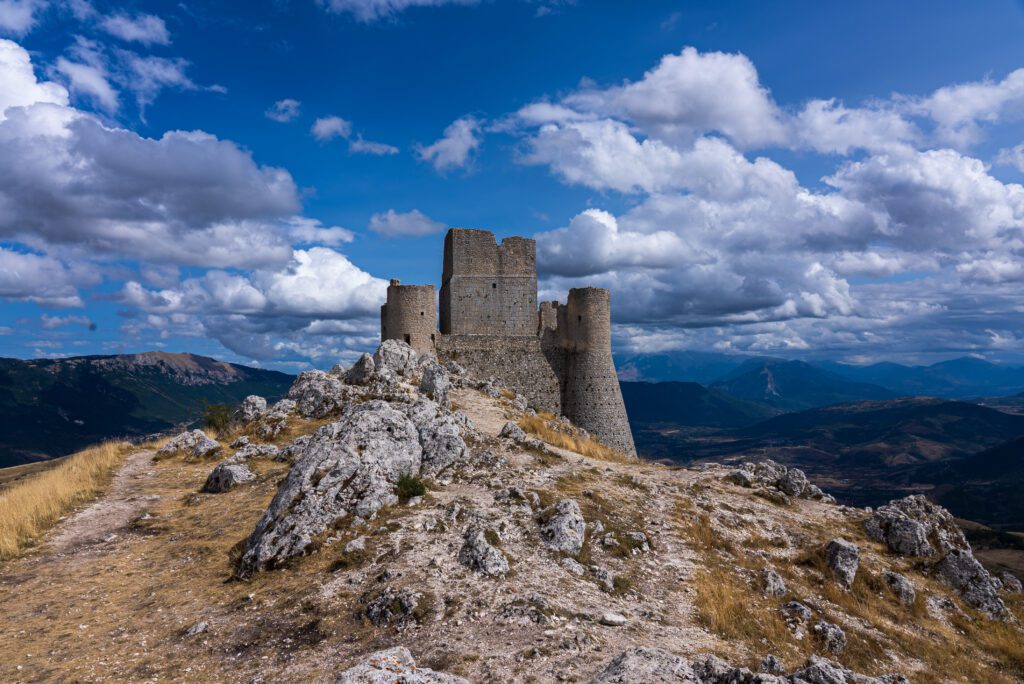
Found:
<box><xmin>416</xmin><ymin>116</ymin><xmax>481</xmax><ymax>172</ymax></box>
<box><xmin>368</xmin><ymin>208</ymin><xmax>446</xmax><ymax>237</ymax></box>
<box><xmin>100</xmin><ymin>13</ymin><xmax>171</xmax><ymax>46</ymax></box>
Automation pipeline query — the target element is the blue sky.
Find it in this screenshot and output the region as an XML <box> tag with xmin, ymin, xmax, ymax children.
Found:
<box><xmin>2</xmin><ymin>0</ymin><xmax>1024</xmax><ymax>371</ymax></box>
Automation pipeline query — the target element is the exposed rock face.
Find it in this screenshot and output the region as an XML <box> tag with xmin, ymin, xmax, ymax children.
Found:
<box><xmin>789</xmin><ymin>656</ymin><xmax>909</xmax><ymax>684</ymax></box>
<box><xmin>233</xmin><ymin>395</ymin><xmax>266</xmax><ymax>424</ymax></box>
<box><xmin>158</xmin><ymin>430</ymin><xmax>220</xmax><ymax>459</ymax></box>
<box><xmin>825</xmin><ymin>538</ymin><xmax>860</xmax><ymax>589</ymax></box>
<box><xmin>459</xmin><ymin>526</ymin><xmax>509</xmax><ymax>576</ymax></box>
<box><xmin>364</xmin><ymin>586</ymin><xmax>422</xmax><ymax>630</ymax></box>
<box><xmin>345</xmin><ymin>353</ymin><xmax>375</xmax><ymax>385</ymax></box>
<box><xmin>419</xmin><ymin>362</ymin><xmax>451</xmax><ymax>407</ymax></box>
<box><xmin>403</xmin><ymin>398</ymin><xmax>468</xmax><ymax>477</ymax></box>
<box><xmin>288</xmin><ymin>370</ymin><xmax>347</xmax><ymax>418</ymax></box>
<box><xmin>202</xmin><ymin>462</ymin><xmax>255</xmax><ymax>493</ymax></box>
<box><xmin>882</xmin><ymin>571</ymin><xmax>917</xmax><ymax>606</ymax></box>
<box><xmin>335</xmin><ymin>647</ymin><xmax>469</xmax><ymax>684</ymax></box>
<box><xmin>863</xmin><ymin>495</ymin><xmax>964</xmax><ymax>557</ymax></box>
<box><xmin>237</xmin><ymin>401</ymin><xmax>422</xmax><ymax>576</ymax></box>
<box><xmin>540</xmin><ymin>499</ymin><xmax>586</xmax><ymax>555</ymax></box>
<box><xmin>935</xmin><ymin>549</ymin><xmax>1007</xmax><ymax>618</ymax></box>
<box><xmin>588</xmin><ymin>647</ymin><xmax>694</xmax><ymax>683</ymax></box>
<box><xmin>726</xmin><ymin>460</ymin><xmax>834</xmax><ymax>503</ymax></box>
<box><xmin>374</xmin><ymin>339</ymin><xmax>418</xmax><ymax>376</ymax></box>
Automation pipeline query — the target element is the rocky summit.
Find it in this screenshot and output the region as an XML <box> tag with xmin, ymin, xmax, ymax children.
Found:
<box><xmin>0</xmin><ymin>340</ymin><xmax>1021</xmax><ymax>683</ymax></box>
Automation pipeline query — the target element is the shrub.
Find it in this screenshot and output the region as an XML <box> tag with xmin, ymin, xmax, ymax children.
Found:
<box><xmin>396</xmin><ymin>473</ymin><xmax>426</xmax><ymax>503</ymax></box>
<box><xmin>202</xmin><ymin>403</ymin><xmax>233</xmax><ymax>434</ymax></box>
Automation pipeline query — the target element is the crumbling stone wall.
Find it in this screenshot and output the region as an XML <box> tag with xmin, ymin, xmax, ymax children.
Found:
<box><xmin>440</xmin><ymin>229</ymin><xmax>537</xmax><ymax>337</ymax></box>
<box><xmin>382</xmin><ymin>228</ymin><xmax>637</xmax><ymax>457</ymax></box>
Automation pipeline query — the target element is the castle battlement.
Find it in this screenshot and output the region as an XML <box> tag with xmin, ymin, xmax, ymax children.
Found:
<box><xmin>382</xmin><ymin>228</ymin><xmax>636</xmax><ymax>456</ymax></box>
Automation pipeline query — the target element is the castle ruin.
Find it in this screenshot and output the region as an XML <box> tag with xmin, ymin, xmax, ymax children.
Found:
<box><xmin>380</xmin><ymin>228</ymin><xmax>636</xmax><ymax>456</ymax></box>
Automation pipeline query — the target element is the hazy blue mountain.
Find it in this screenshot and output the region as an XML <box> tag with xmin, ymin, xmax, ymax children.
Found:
<box><xmin>818</xmin><ymin>357</ymin><xmax>1024</xmax><ymax>398</ymax></box>
<box><xmin>709</xmin><ymin>359</ymin><xmax>898</xmax><ymax>411</ymax></box>
<box><xmin>0</xmin><ymin>352</ymin><xmax>293</xmax><ymax>467</ymax></box>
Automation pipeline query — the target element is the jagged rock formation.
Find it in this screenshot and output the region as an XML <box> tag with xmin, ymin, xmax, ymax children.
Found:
<box><xmin>202</xmin><ymin>461</ymin><xmax>255</xmax><ymax>493</ymax></box>
<box><xmin>336</xmin><ymin>647</ymin><xmax>469</xmax><ymax>683</ymax></box>
<box><xmin>157</xmin><ymin>429</ymin><xmax>220</xmax><ymax>459</ymax></box>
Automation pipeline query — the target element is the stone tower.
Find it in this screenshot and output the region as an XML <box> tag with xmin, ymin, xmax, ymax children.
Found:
<box><xmin>382</xmin><ymin>228</ymin><xmax>636</xmax><ymax>457</ymax></box>
<box><xmin>380</xmin><ymin>279</ymin><xmax>436</xmax><ymax>356</ymax></box>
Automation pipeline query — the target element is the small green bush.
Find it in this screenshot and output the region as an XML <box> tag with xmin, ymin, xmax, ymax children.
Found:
<box><xmin>203</xmin><ymin>403</ymin><xmax>233</xmax><ymax>434</ymax></box>
<box><xmin>396</xmin><ymin>473</ymin><xmax>426</xmax><ymax>503</ymax></box>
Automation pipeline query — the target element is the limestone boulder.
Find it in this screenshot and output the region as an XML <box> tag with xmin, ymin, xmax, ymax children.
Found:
<box><xmin>825</xmin><ymin>538</ymin><xmax>860</xmax><ymax>589</ymax></box>
<box><xmin>288</xmin><ymin>369</ymin><xmax>347</xmax><ymax>419</ymax></box>
<box><xmin>998</xmin><ymin>571</ymin><xmax>1022</xmax><ymax>594</ymax></box>
<box><xmin>158</xmin><ymin>429</ymin><xmax>220</xmax><ymax>459</ymax></box>
<box><xmin>935</xmin><ymin>548</ymin><xmax>1007</xmax><ymax>618</ymax></box>
<box><xmin>540</xmin><ymin>499</ymin><xmax>586</xmax><ymax>555</ymax></box>
<box><xmin>336</xmin><ymin>647</ymin><xmax>469</xmax><ymax>684</ymax></box>
<box><xmin>588</xmin><ymin>647</ymin><xmax>695</xmax><ymax>683</ymax></box>
<box><xmin>726</xmin><ymin>459</ymin><xmax>834</xmax><ymax>503</ymax></box>
<box><xmin>373</xmin><ymin>339</ymin><xmax>418</xmax><ymax>376</ymax></box>
<box><xmin>403</xmin><ymin>398</ymin><xmax>468</xmax><ymax>477</ymax></box>
<box><xmin>790</xmin><ymin>656</ymin><xmax>909</xmax><ymax>684</ymax></box>
<box><xmin>202</xmin><ymin>461</ymin><xmax>255</xmax><ymax>493</ymax></box>
<box><xmin>458</xmin><ymin>525</ymin><xmax>509</xmax><ymax>576</ymax></box>
<box><xmin>231</xmin><ymin>442</ymin><xmax>279</xmax><ymax>461</ymax></box>
<box><xmin>499</xmin><ymin>421</ymin><xmax>528</xmax><ymax>443</ymax></box>
<box><xmin>345</xmin><ymin>353</ymin><xmax>376</xmax><ymax>385</ymax></box>
<box><xmin>255</xmin><ymin>398</ymin><xmax>296</xmax><ymax>439</ymax></box>
<box><xmin>419</xmin><ymin>362</ymin><xmax>451</xmax><ymax>406</ymax></box>
<box><xmin>233</xmin><ymin>395</ymin><xmax>266</xmax><ymax>424</ymax></box>
<box><xmin>882</xmin><ymin>571</ymin><xmax>917</xmax><ymax>606</ymax></box>
<box><xmin>236</xmin><ymin>401</ymin><xmax>422</xmax><ymax>576</ymax></box>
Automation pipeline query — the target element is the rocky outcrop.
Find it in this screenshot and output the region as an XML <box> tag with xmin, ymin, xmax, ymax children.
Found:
<box><xmin>726</xmin><ymin>460</ymin><xmax>834</xmax><ymax>503</ymax></box>
<box><xmin>540</xmin><ymin>499</ymin><xmax>586</xmax><ymax>555</ymax></box>
<box><xmin>403</xmin><ymin>398</ymin><xmax>468</xmax><ymax>477</ymax></box>
<box><xmin>231</xmin><ymin>442</ymin><xmax>279</xmax><ymax>461</ymax></box>
<box><xmin>336</xmin><ymin>647</ymin><xmax>469</xmax><ymax>684</ymax></box>
<box><xmin>202</xmin><ymin>462</ymin><xmax>255</xmax><ymax>493</ymax></box>
<box><xmin>865</xmin><ymin>495</ymin><xmax>1007</xmax><ymax>618</ymax></box>
<box><xmin>237</xmin><ymin>401</ymin><xmax>423</xmax><ymax>576</ymax></box>
<box><xmin>287</xmin><ymin>370</ymin><xmax>347</xmax><ymax>418</ymax></box>
<box><xmin>935</xmin><ymin>549</ymin><xmax>1007</xmax><ymax>618</ymax></box>
<box><xmin>812</xmin><ymin>619</ymin><xmax>847</xmax><ymax>655</ymax></box>
<box><xmin>233</xmin><ymin>395</ymin><xmax>266</xmax><ymax>424</ymax></box>
<box><xmin>374</xmin><ymin>339</ymin><xmax>418</xmax><ymax>376</ymax></box>
<box><xmin>255</xmin><ymin>398</ymin><xmax>296</xmax><ymax>439</ymax></box>
<box><xmin>419</xmin><ymin>362</ymin><xmax>451</xmax><ymax>407</ymax></box>
<box><xmin>825</xmin><ymin>538</ymin><xmax>859</xmax><ymax>589</ymax></box>
<box><xmin>999</xmin><ymin>571</ymin><xmax>1022</xmax><ymax>594</ymax></box>
<box><xmin>499</xmin><ymin>421</ymin><xmax>527</xmax><ymax>443</ymax></box>
<box><xmin>459</xmin><ymin>525</ymin><xmax>509</xmax><ymax>576</ymax></box>
<box><xmin>345</xmin><ymin>353</ymin><xmax>376</xmax><ymax>385</ymax></box>
<box><xmin>158</xmin><ymin>430</ymin><xmax>220</xmax><ymax>459</ymax></box>
<box><xmin>863</xmin><ymin>495</ymin><xmax>964</xmax><ymax>557</ymax></box>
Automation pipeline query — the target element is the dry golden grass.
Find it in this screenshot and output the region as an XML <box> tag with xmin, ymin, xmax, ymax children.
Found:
<box><xmin>518</xmin><ymin>414</ymin><xmax>632</xmax><ymax>464</ymax></box>
<box><xmin>0</xmin><ymin>441</ymin><xmax>131</xmax><ymax>560</ymax></box>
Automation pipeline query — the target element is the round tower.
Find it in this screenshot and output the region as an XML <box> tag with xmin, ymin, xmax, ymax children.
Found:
<box><xmin>562</xmin><ymin>288</ymin><xmax>637</xmax><ymax>456</ymax></box>
<box><xmin>380</xmin><ymin>279</ymin><xmax>437</xmax><ymax>356</ymax></box>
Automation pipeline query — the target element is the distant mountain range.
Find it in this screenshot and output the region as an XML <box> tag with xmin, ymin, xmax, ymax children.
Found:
<box><xmin>0</xmin><ymin>352</ymin><xmax>293</xmax><ymax>467</ymax></box>
<box><xmin>616</xmin><ymin>351</ymin><xmax>1024</xmax><ymax>399</ymax></box>
<box><xmin>621</xmin><ymin>381</ymin><xmax>778</xmax><ymax>428</ymax></box>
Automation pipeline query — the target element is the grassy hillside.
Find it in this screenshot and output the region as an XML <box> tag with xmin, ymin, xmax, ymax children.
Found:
<box><xmin>0</xmin><ymin>352</ymin><xmax>293</xmax><ymax>467</ymax></box>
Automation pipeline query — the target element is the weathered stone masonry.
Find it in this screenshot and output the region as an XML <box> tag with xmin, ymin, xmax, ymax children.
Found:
<box><xmin>381</xmin><ymin>228</ymin><xmax>636</xmax><ymax>456</ymax></box>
